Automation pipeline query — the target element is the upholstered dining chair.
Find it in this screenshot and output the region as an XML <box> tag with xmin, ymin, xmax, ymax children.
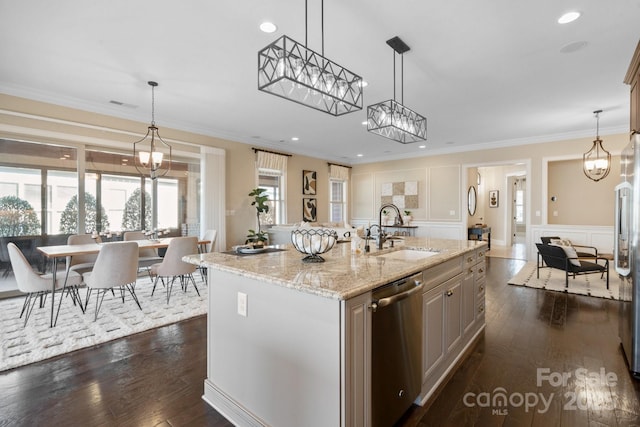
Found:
<box><xmin>149</xmin><ymin>236</ymin><xmax>199</xmax><ymax>304</ymax></box>
<box><xmin>198</xmin><ymin>229</ymin><xmax>217</xmax><ymax>283</ymax></box>
<box><xmin>67</xmin><ymin>233</ymin><xmax>101</xmax><ymax>274</ymax></box>
<box><xmin>123</xmin><ymin>231</ymin><xmax>163</xmax><ymax>280</ymax></box>
<box><xmin>8</xmin><ymin>242</ymin><xmax>83</xmax><ymax>326</ymax></box>
<box><xmin>83</xmin><ymin>241</ymin><xmax>141</xmax><ymax>321</ymax></box>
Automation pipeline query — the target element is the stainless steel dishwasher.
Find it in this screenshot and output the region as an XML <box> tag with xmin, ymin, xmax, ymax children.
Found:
<box><xmin>371</xmin><ymin>272</ymin><xmax>424</xmax><ymax>427</ymax></box>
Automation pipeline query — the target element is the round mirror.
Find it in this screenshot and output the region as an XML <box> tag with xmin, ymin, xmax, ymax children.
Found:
<box><xmin>468</xmin><ymin>186</ymin><xmax>477</xmax><ymax>216</ymax></box>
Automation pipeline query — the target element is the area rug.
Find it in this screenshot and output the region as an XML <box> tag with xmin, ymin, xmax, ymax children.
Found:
<box><xmin>0</xmin><ymin>274</ymin><xmax>207</xmax><ymax>372</ymax></box>
<box><xmin>508</xmin><ymin>262</ymin><xmax>619</xmax><ymax>300</ymax></box>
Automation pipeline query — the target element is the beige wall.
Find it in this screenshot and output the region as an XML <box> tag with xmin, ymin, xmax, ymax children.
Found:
<box><xmin>0</xmin><ymin>93</ymin><xmax>630</xmax><ymax>248</ymax></box>
<box><xmin>351</xmin><ymin>133</ymin><xmax>629</xmax><ymax>242</ymax></box>
<box><xmin>547</xmin><ymin>156</ymin><xmax>620</xmax><ymax>225</ymax></box>
<box><xmin>0</xmin><ymin>94</ymin><xmax>338</xmax><ymax>249</ymax></box>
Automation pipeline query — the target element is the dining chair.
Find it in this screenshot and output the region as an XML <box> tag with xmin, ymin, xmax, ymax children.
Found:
<box><xmin>8</xmin><ymin>242</ymin><xmax>83</xmax><ymax>326</ymax></box>
<box><xmin>123</xmin><ymin>231</ymin><xmax>163</xmax><ymax>280</ymax></box>
<box><xmin>83</xmin><ymin>241</ymin><xmax>141</xmax><ymax>321</ymax></box>
<box><xmin>149</xmin><ymin>236</ymin><xmax>199</xmax><ymax>303</ymax></box>
<box><xmin>198</xmin><ymin>229</ymin><xmax>217</xmax><ymax>283</ymax></box>
<box><xmin>67</xmin><ymin>233</ymin><xmax>102</xmax><ymax>274</ymax></box>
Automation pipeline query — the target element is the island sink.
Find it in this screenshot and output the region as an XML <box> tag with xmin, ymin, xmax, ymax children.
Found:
<box><xmin>376</xmin><ymin>249</ymin><xmax>440</xmax><ymax>261</ymax></box>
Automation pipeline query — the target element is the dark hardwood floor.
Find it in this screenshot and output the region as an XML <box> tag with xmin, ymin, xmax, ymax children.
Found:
<box><xmin>1</xmin><ymin>257</ymin><xmax>639</xmax><ymax>426</ymax></box>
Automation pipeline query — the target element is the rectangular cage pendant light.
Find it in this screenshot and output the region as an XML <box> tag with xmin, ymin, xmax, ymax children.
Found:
<box><xmin>367</xmin><ymin>99</ymin><xmax>427</xmax><ymax>143</ymax></box>
<box><xmin>367</xmin><ymin>36</ymin><xmax>427</xmax><ymax>143</ymax></box>
<box><xmin>258</xmin><ymin>35</ymin><xmax>363</xmax><ymax>116</ymax></box>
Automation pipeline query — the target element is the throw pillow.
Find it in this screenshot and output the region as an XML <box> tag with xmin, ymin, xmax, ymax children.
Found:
<box><xmin>550</xmin><ymin>242</ymin><xmax>581</xmax><ymax>267</ymax></box>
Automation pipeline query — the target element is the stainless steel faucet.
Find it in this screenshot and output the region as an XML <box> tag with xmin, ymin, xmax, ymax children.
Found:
<box><xmin>376</xmin><ymin>203</ymin><xmax>404</xmax><ymax>249</ymax></box>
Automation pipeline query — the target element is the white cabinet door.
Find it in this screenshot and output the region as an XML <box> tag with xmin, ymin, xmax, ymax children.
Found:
<box><xmin>343</xmin><ymin>292</ymin><xmax>372</xmax><ymax>427</ymax></box>
<box><xmin>444</xmin><ymin>280</ymin><xmax>462</xmax><ymax>354</ymax></box>
<box><xmin>462</xmin><ymin>266</ymin><xmax>476</xmax><ymax>336</ymax></box>
<box><xmin>422</xmin><ymin>285</ymin><xmax>445</xmax><ymax>381</ymax></box>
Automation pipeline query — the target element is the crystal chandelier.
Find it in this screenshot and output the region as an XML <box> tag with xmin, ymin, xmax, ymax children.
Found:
<box><xmin>257</xmin><ymin>0</ymin><xmax>363</xmax><ymax>116</ymax></box>
<box><xmin>367</xmin><ymin>36</ymin><xmax>427</xmax><ymax>144</ymax></box>
<box><xmin>583</xmin><ymin>109</ymin><xmax>610</xmax><ymax>182</ymax></box>
<box><xmin>133</xmin><ymin>81</ymin><xmax>172</xmax><ymax>180</ymax></box>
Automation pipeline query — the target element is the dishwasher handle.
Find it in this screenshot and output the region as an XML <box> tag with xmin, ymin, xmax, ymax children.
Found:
<box><xmin>371</xmin><ymin>280</ymin><xmax>423</xmax><ymax>311</ymax></box>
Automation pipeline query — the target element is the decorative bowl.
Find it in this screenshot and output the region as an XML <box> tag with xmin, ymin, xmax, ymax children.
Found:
<box><xmin>290</xmin><ymin>229</ymin><xmax>338</xmax><ymax>263</ymax></box>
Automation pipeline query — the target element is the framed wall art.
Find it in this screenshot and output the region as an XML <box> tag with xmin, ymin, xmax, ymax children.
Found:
<box><xmin>489</xmin><ymin>190</ymin><xmax>499</xmax><ymax>208</ymax></box>
<box><xmin>303</xmin><ymin>198</ymin><xmax>317</xmax><ymax>222</ymax></box>
<box><xmin>303</xmin><ymin>170</ymin><xmax>317</xmax><ymax>195</ymax></box>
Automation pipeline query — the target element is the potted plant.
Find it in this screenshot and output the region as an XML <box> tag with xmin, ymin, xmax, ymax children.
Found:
<box><xmin>247</xmin><ymin>188</ymin><xmax>270</xmax><ymax>247</ymax></box>
<box><xmin>402</xmin><ymin>210</ymin><xmax>412</xmax><ymax>225</ymax></box>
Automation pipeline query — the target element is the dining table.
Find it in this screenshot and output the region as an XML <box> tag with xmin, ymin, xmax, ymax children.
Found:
<box><xmin>36</xmin><ymin>237</ymin><xmax>210</xmax><ymax>327</ymax></box>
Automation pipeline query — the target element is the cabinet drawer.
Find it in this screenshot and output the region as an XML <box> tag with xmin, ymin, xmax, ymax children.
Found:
<box><xmin>476</xmin><ymin>248</ymin><xmax>486</xmax><ymax>263</ymax></box>
<box><xmin>476</xmin><ymin>278</ymin><xmax>486</xmax><ymax>298</ymax></box>
<box><xmin>463</xmin><ymin>251</ymin><xmax>476</xmax><ymax>269</ymax></box>
<box><xmin>477</xmin><ymin>299</ymin><xmax>485</xmax><ymax>320</ymax></box>
<box><xmin>475</xmin><ymin>261</ymin><xmax>486</xmax><ymax>282</ymax></box>
<box><xmin>423</xmin><ymin>257</ymin><xmax>463</xmax><ymax>290</ymax></box>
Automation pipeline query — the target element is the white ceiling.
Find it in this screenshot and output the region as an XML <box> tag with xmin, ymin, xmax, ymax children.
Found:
<box><xmin>1</xmin><ymin>0</ymin><xmax>639</xmax><ymax>164</ymax></box>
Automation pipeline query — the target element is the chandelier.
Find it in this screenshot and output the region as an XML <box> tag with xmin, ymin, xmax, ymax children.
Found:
<box><xmin>133</xmin><ymin>81</ymin><xmax>172</xmax><ymax>180</ymax></box>
<box><xmin>367</xmin><ymin>36</ymin><xmax>427</xmax><ymax>143</ymax></box>
<box><xmin>583</xmin><ymin>109</ymin><xmax>610</xmax><ymax>182</ymax></box>
<box><xmin>257</xmin><ymin>0</ymin><xmax>363</xmax><ymax>116</ymax></box>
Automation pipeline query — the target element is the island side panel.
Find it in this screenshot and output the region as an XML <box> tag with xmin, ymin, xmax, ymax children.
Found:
<box><xmin>205</xmin><ymin>268</ymin><xmax>342</xmax><ymax>427</ymax></box>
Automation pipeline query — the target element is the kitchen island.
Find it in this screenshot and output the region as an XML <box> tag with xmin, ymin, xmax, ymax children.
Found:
<box><xmin>184</xmin><ymin>237</ymin><xmax>487</xmax><ymax>427</ymax></box>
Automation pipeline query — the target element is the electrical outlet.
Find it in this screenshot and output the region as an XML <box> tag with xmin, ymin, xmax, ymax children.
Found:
<box><xmin>237</xmin><ymin>292</ymin><xmax>247</xmax><ymax>317</ymax></box>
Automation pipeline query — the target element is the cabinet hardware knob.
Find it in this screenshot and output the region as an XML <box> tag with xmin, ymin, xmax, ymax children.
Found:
<box><xmin>446</xmin><ymin>290</ymin><xmax>453</xmax><ymax>297</ymax></box>
<box><xmin>468</xmin><ymin>268</ymin><xmax>474</xmax><ymax>274</ymax></box>
<box><xmin>479</xmin><ymin>285</ymin><xmax>484</xmax><ymax>291</ymax></box>
<box><xmin>369</xmin><ymin>302</ymin><xmax>378</xmax><ymax>312</ymax></box>
<box><xmin>478</xmin><ymin>306</ymin><xmax>484</xmax><ymax>313</ymax></box>
<box><xmin>478</xmin><ymin>268</ymin><xmax>484</xmax><ymax>273</ymax></box>
<box><xmin>467</xmin><ymin>257</ymin><xmax>473</xmax><ymax>263</ymax></box>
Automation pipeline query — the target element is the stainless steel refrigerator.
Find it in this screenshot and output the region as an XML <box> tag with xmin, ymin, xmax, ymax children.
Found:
<box><xmin>616</xmin><ymin>132</ymin><xmax>640</xmax><ymax>378</ymax></box>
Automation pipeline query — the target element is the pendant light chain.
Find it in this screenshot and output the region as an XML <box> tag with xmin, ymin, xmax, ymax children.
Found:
<box><xmin>401</xmin><ymin>52</ymin><xmax>404</xmax><ymax>105</ymax></box>
<box><xmin>393</xmin><ymin>49</ymin><xmax>396</xmax><ymax>101</ymax></box>
<box><xmin>151</xmin><ymin>83</ymin><xmax>156</xmax><ymax>126</ymax></box>
<box><xmin>321</xmin><ymin>0</ymin><xmax>324</xmax><ymax>56</ymax></box>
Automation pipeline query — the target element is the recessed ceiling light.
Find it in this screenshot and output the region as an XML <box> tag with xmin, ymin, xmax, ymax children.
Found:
<box><xmin>419</xmin><ymin>145</ymin><xmax>426</xmax><ymax>149</ymax></box>
<box><xmin>558</xmin><ymin>11</ymin><xmax>581</xmax><ymax>24</ymax></box>
<box><xmin>356</xmin><ymin>153</ymin><xmax>363</xmax><ymax>157</ymax></box>
<box><xmin>361</xmin><ymin>121</ymin><xmax>368</xmax><ymax>125</ymax></box>
<box><xmin>260</xmin><ymin>22</ymin><xmax>277</xmax><ymax>33</ymax></box>
<box><xmin>291</xmin><ymin>137</ymin><xmax>299</xmax><ymax>141</ymax></box>
<box><xmin>360</xmin><ymin>80</ymin><xmax>369</xmax><ymax>88</ymax></box>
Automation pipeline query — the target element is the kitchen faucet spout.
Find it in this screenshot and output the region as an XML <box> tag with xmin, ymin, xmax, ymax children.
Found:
<box><xmin>376</xmin><ymin>203</ymin><xmax>404</xmax><ymax>249</ymax></box>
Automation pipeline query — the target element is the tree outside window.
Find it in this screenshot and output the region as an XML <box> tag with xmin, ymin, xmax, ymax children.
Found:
<box><xmin>59</xmin><ymin>193</ymin><xmax>110</xmax><ymax>234</ymax></box>
<box><xmin>0</xmin><ymin>195</ymin><xmax>40</xmax><ymax>236</ymax></box>
<box><xmin>121</xmin><ymin>188</ymin><xmax>152</xmax><ymax>231</ymax></box>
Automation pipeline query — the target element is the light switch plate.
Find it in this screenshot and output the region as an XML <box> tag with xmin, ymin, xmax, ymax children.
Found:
<box><xmin>237</xmin><ymin>292</ymin><xmax>247</xmax><ymax>317</ymax></box>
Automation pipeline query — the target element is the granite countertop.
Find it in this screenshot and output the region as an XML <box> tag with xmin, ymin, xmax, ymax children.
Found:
<box><xmin>184</xmin><ymin>237</ymin><xmax>487</xmax><ymax>300</ymax></box>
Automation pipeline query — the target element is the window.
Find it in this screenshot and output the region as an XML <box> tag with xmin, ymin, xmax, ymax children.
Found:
<box><xmin>255</xmin><ymin>150</ymin><xmax>288</xmax><ymax>225</ymax></box>
<box><xmin>258</xmin><ymin>174</ymin><xmax>285</xmax><ymax>225</ymax></box>
<box><xmin>329</xmin><ymin>179</ymin><xmax>346</xmax><ymax>223</ymax></box>
<box><xmin>328</xmin><ymin>164</ymin><xmax>350</xmax><ymax>224</ymax></box>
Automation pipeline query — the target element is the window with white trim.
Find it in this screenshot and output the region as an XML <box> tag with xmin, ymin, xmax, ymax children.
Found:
<box><xmin>328</xmin><ymin>164</ymin><xmax>350</xmax><ymax>224</ymax></box>
<box><xmin>255</xmin><ymin>150</ymin><xmax>288</xmax><ymax>225</ymax></box>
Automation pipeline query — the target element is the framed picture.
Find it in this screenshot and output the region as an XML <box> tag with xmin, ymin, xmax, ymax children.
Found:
<box><xmin>303</xmin><ymin>170</ymin><xmax>316</xmax><ymax>195</ymax></box>
<box><xmin>489</xmin><ymin>190</ymin><xmax>499</xmax><ymax>208</ymax></box>
<box><xmin>303</xmin><ymin>198</ymin><xmax>317</xmax><ymax>222</ymax></box>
